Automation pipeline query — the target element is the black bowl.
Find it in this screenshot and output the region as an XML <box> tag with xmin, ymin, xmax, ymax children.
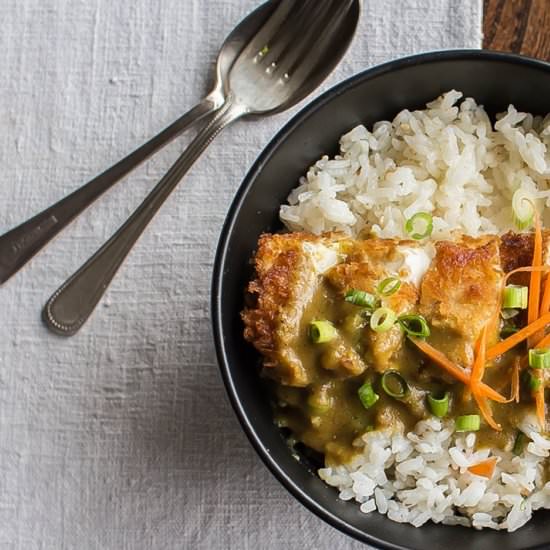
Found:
<box><xmin>212</xmin><ymin>50</ymin><xmax>550</xmax><ymax>549</ymax></box>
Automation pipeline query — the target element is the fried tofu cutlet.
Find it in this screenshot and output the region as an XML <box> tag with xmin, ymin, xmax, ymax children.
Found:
<box><xmin>419</xmin><ymin>236</ymin><xmax>502</xmax><ymax>366</ymax></box>
<box><xmin>242</xmin><ymin>232</ymin><xmax>346</xmax><ymax>386</ymax></box>
<box><xmin>243</xmin><ymin>230</ymin><xmax>543</xmax><ymax>387</ymax></box>
<box><xmin>326</xmin><ymin>239</ymin><xmax>423</xmax><ymax>371</ymax></box>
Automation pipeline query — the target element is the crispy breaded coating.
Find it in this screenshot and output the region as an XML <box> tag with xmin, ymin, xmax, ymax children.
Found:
<box><xmin>419</xmin><ymin>236</ymin><xmax>502</xmax><ymax>366</ymax></box>
<box><xmin>326</xmin><ymin>239</ymin><xmax>420</xmax><ymax>371</ymax></box>
<box><xmin>242</xmin><ymin>232</ymin><xmax>345</xmax><ymax>386</ymax></box>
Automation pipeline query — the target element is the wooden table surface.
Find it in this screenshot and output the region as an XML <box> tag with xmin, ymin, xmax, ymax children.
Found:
<box><xmin>484</xmin><ymin>0</ymin><xmax>550</xmax><ymax>60</ymax></box>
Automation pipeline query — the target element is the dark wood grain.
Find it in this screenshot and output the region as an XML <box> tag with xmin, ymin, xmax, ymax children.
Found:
<box><xmin>484</xmin><ymin>0</ymin><xmax>550</xmax><ymax>61</ymax></box>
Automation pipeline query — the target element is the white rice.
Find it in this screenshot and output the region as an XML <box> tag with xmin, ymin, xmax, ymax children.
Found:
<box><xmin>319</xmin><ymin>417</ymin><xmax>550</xmax><ymax>532</ymax></box>
<box><xmin>280</xmin><ymin>90</ymin><xmax>550</xmax><ymax>239</ymax></box>
<box><xmin>281</xmin><ymin>91</ymin><xmax>550</xmax><ymax>530</ymax></box>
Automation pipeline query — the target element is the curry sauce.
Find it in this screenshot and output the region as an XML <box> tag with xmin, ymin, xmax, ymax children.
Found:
<box><xmin>242</xmin><ymin>231</ymin><xmax>549</xmax><ymax>466</ymax></box>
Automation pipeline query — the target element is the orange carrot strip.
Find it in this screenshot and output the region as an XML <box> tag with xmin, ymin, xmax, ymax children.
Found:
<box><xmin>511</xmin><ymin>356</ymin><xmax>520</xmax><ymax>404</ymax></box>
<box><xmin>486</xmin><ymin>312</ymin><xmax>550</xmax><ymax>360</ymax></box>
<box><xmin>540</xmin><ymin>274</ymin><xmax>550</xmax><ymax>316</ymax></box>
<box><xmin>470</xmin><ymin>326</ymin><xmax>501</xmax><ymax>430</ymax></box>
<box><xmin>412</xmin><ymin>337</ymin><xmax>469</xmax><ymax>383</ymax></box>
<box><xmin>410</xmin><ymin>338</ymin><xmax>507</xmax><ymax>403</ymax></box>
<box><xmin>518</xmin><ymin>334</ymin><xmax>550</xmax><ymax>371</ymax></box>
<box><xmin>528</xmin><ymin>215</ymin><xmax>543</xmax><ymax>347</ymax></box>
<box><xmin>473</xmin><ymin>390</ymin><xmax>502</xmax><ymax>430</ymax></box>
<box><xmin>535</xmin><ymin>333</ymin><xmax>550</xmax><ymax>349</ymax></box>
<box><xmin>467</xmin><ymin>456</ymin><xmax>498</xmax><ymax>478</ymax></box>
<box><xmin>503</xmin><ymin>266</ymin><xmax>550</xmax><ymax>287</ymax></box>
<box><xmin>471</xmin><ymin>326</ymin><xmax>487</xmax><ymax>386</ymax></box>
<box><xmin>463</xmin><ymin>327</ymin><xmax>485</xmax><ymax>400</ymax></box>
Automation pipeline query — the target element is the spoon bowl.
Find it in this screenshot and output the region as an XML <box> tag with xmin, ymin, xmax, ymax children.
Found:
<box><xmin>227</xmin><ymin>0</ymin><xmax>361</xmax><ymax>116</ymax></box>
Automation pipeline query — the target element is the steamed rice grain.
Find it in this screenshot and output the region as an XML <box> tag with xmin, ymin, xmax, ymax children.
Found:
<box><xmin>280</xmin><ymin>90</ymin><xmax>550</xmax><ymax>239</ymax></box>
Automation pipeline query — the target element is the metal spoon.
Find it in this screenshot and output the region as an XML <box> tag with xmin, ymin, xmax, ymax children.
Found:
<box><xmin>0</xmin><ymin>0</ymin><xmax>277</xmax><ymax>285</ymax></box>
<box><xmin>43</xmin><ymin>0</ymin><xmax>361</xmax><ymax>336</ymax></box>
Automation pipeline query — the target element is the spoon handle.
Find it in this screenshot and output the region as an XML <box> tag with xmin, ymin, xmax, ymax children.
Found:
<box><xmin>0</xmin><ymin>95</ymin><xmax>220</xmax><ymax>285</ymax></box>
<box><xmin>43</xmin><ymin>98</ymin><xmax>246</xmax><ymax>336</ymax></box>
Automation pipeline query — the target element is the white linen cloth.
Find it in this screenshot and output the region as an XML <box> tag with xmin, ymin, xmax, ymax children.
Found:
<box><xmin>0</xmin><ymin>1</ymin><xmax>482</xmax><ymax>548</ymax></box>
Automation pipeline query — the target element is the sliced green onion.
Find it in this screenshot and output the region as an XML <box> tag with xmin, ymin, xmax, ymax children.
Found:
<box><xmin>500</xmin><ymin>308</ymin><xmax>520</xmax><ymax>320</ymax></box>
<box><xmin>404</xmin><ymin>212</ymin><xmax>434</xmax><ymax>240</ymax></box>
<box><xmin>358</xmin><ymin>382</ymin><xmax>379</xmax><ymax>409</ymax></box>
<box><xmin>309</xmin><ymin>320</ymin><xmax>337</xmax><ymax>344</ymax></box>
<box><xmin>512</xmin><ymin>188</ymin><xmax>535</xmax><ymax>230</ymax></box>
<box><xmin>377</xmin><ymin>277</ymin><xmax>402</xmax><ymax>297</ymax></box>
<box><xmin>345</xmin><ymin>289</ymin><xmax>377</xmax><ymax>308</ymax></box>
<box><xmin>380</xmin><ymin>370</ymin><xmax>408</xmax><ymax>399</ymax></box>
<box><xmin>307</xmin><ymin>385</ymin><xmax>332</xmax><ymax>414</ymax></box>
<box><xmin>455</xmin><ymin>414</ymin><xmax>481</xmax><ymax>432</ymax></box>
<box><xmin>529</xmin><ymin>348</ymin><xmax>550</xmax><ymax>369</ymax></box>
<box><xmin>528</xmin><ymin>372</ymin><xmax>542</xmax><ymax>392</ymax></box>
<box><xmin>398</xmin><ymin>314</ymin><xmax>431</xmax><ymax>338</ymax></box>
<box><xmin>502</xmin><ymin>285</ymin><xmax>528</xmax><ymax>309</ymax></box>
<box><xmin>370</xmin><ymin>307</ymin><xmax>397</xmax><ymax>333</ymax></box>
<box><xmin>513</xmin><ymin>431</ymin><xmax>530</xmax><ymax>455</ymax></box>
<box><xmin>427</xmin><ymin>391</ymin><xmax>450</xmax><ymax>418</ymax></box>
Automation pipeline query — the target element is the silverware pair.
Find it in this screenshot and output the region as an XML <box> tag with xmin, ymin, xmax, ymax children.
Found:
<box><xmin>0</xmin><ymin>0</ymin><xmax>360</xmax><ymax>335</ymax></box>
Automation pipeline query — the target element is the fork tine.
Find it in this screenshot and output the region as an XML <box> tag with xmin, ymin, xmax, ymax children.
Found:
<box><xmin>235</xmin><ymin>0</ymin><xmax>309</xmax><ymax>67</ymax></box>
<box><xmin>259</xmin><ymin>0</ymin><xmax>325</xmax><ymax>68</ymax></box>
<box><xmin>277</xmin><ymin>0</ymin><xmax>356</xmax><ymax>81</ymax></box>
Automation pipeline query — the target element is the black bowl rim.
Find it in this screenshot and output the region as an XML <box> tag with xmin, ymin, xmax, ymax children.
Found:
<box><xmin>211</xmin><ymin>49</ymin><xmax>550</xmax><ymax>549</ymax></box>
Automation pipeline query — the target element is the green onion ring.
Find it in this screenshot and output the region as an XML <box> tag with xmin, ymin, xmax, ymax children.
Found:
<box><xmin>377</xmin><ymin>277</ymin><xmax>402</xmax><ymax>297</ymax></box>
<box><xmin>398</xmin><ymin>314</ymin><xmax>430</xmax><ymax>338</ymax></box>
<box><xmin>309</xmin><ymin>320</ymin><xmax>337</xmax><ymax>344</ymax></box>
<box><xmin>404</xmin><ymin>212</ymin><xmax>434</xmax><ymax>240</ymax></box>
<box><xmin>500</xmin><ymin>308</ymin><xmax>520</xmax><ymax>320</ymax></box>
<box><xmin>427</xmin><ymin>391</ymin><xmax>450</xmax><ymax>418</ymax></box>
<box><xmin>370</xmin><ymin>307</ymin><xmax>397</xmax><ymax>333</ymax></box>
<box><xmin>502</xmin><ymin>285</ymin><xmax>528</xmax><ymax>309</ymax></box>
<box><xmin>358</xmin><ymin>382</ymin><xmax>379</xmax><ymax>409</ymax></box>
<box><xmin>512</xmin><ymin>188</ymin><xmax>535</xmax><ymax>230</ymax></box>
<box><xmin>345</xmin><ymin>289</ymin><xmax>377</xmax><ymax>308</ymax></box>
<box><xmin>455</xmin><ymin>414</ymin><xmax>481</xmax><ymax>432</ymax></box>
<box><xmin>380</xmin><ymin>370</ymin><xmax>409</xmax><ymax>399</ymax></box>
<box><xmin>528</xmin><ymin>348</ymin><xmax>550</xmax><ymax>369</ymax></box>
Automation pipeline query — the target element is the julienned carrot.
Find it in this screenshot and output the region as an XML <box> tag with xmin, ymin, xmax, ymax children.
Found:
<box><xmin>511</xmin><ymin>356</ymin><xmax>520</xmax><ymax>404</ymax></box>
<box><xmin>503</xmin><ymin>266</ymin><xmax>550</xmax><ymax>286</ymax></box>
<box><xmin>473</xmin><ymin>390</ymin><xmax>502</xmax><ymax>430</ymax></box>
<box><xmin>535</xmin><ymin>333</ymin><xmax>550</xmax><ymax>349</ymax></box>
<box><xmin>528</xmin><ymin>214</ymin><xmax>543</xmax><ymax>347</ymax></box>
<box><xmin>540</xmin><ymin>274</ymin><xmax>550</xmax><ymax>316</ymax></box>
<box><xmin>486</xmin><ymin>312</ymin><xmax>550</xmax><ymax>360</ymax></box>
<box><xmin>470</xmin><ymin>326</ymin><xmax>501</xmax><ymax>430</ymax></box>
<box><xmin>467</xmin><ymin>456</ymin><xmax>498</xmax><ymax>478</ymax></box>
<box><xmin>528</xmin><ymin>217</ymin><xmax>546</xmax><ymax>430</ymax></box>
<box><xmin>471</xmin><ymin>326</ymin><xmax>487</xmax><ymax>385</ymax></box>
<box><xmin>410</xmin><ymin>338</ymin><xmax>507</xmax><ymax>403</ymax></box>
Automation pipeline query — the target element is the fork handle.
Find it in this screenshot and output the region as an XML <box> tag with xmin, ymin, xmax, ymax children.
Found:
<box><xmin>43</xmin><ymin>98</ymin><xmax>247</xmax><ymax>336</ymax></box>
<box><xmin>0</xmin><ymin>95</ymin><xmax>220</xmax><ymax>285</ymax></box>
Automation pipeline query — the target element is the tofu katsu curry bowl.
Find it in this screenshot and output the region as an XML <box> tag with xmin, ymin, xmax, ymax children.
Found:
<box><xmin>212</xmin><ymin>51</ymin><xmax>550</xmax><ymax>549</ymax></box>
